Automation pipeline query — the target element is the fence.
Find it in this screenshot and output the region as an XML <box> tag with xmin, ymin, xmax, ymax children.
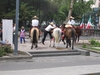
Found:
<box><xmin>82</xmin><ymin>29</ymin><xmax>100</xmax><ymax>36</ymax></box>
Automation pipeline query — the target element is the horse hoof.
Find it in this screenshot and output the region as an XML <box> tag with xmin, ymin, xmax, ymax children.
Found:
<box><xmin>42</xmin><ymin>42</ymin><xmax>45</xmax><ymax>45</ymax></box>
<box><xmin>72</xmin><ymin>48</ymin><xmax>74</xmax><ymax>50</ymax></box>
<box><xmin>35</xmin><ymin>45</ymin><xmax>38</xmax><ymax>48</ymax></box>
<box><xmin>66</xmin><ymin>46</ymin><xmax>68</xmax><ymax>48</ymax></box>
<box><xmin>53</xmin><ymin>46</ymin><xmax>55</xmax><ymax>47</ymax></box>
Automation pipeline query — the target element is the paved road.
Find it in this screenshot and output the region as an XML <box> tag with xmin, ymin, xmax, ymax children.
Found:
<box><xmin>0</xmin><ymin>36</ymin><xmax>100</xmax><ymax>75</ymax></box>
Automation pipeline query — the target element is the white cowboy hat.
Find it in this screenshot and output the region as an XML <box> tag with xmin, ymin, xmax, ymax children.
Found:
<box><xmin>33</xmin><ymin>16</ymin><xmax>38</xmax><ymax>19</ymax></box>
<box><xmin>50</xmin><ymin>22</ymin><xmax>54</xmax><ymax>26</ymax></box>
<box><xmin>70</xmin><ymin>16</ymin><xmax>74</xmax><ymax>19</ymax></box>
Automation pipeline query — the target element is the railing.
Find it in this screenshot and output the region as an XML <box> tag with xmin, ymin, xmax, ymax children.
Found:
<box><xmin>82</xmin><ymin>29</ymin><xmax>100</xmax><ymax>36</ymax></box>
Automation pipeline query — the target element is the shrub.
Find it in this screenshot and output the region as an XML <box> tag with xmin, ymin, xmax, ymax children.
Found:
<box><xmin>89</xmin><ymin>38</ymin><xmax>100</xmax><ymax>47</ymax></box>
<box><xmin>89</xmin><ymin>38</ymin><xmax>96</xmax><ymax>45</ymax></box>
<box><xmin>82</xmin><ymin>44</ymin><xmax>87</xmax><ymax>48</ymax></box>
<box><xmin>0</xmin><ymin>45</ymin><xmax>13</xmax><ymax>57</ymax></box>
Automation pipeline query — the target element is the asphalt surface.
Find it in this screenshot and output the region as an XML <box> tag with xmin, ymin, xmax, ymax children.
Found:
<box><xmin>0</xmin><ymin>36</ymin><xmax>100</xmax><ymax>75</ymax></box>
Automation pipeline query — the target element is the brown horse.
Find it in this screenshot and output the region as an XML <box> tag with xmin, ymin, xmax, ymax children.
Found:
<box><xmin>30</xmin><ymin>28</ymin><xmax>39</xmax><ymax>49</ymax></box>
<box><xmin>60</xmin><ymin>24</ymin><xmax>76</xmax><ymax>49</ymax></box>
<box><xmin>73</xmin><ymin>26</ymin><xmax>82</xmax><ymax>42</ymax></box>
<box><xmin>61</xmin><ymin>24</ymin><xmax>82</xmax><ymax>43</ymax></box>
<box><xmin>63</xmin><ymin>26</ymin><xmax>76</xmax><ymax>50</ymax></box>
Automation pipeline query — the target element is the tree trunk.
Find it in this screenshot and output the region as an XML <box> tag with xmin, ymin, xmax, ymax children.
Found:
<box><xmin>64</xmin><ymin>0</ymin><xmax>74</xmax><ymax>24</ymax></box>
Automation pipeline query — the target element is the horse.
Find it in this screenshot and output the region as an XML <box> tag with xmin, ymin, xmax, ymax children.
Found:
<box><xmin>62</xmin><ymin>24</ymin><xmax>76</xmax><ymax>50</ymax></box>
<box><xmin>30</xmin><ymin>28</ymin><xmax>39</xmax><ymax>49</ymax></box>
<box><xmin>73</xmin><ymin>26</ymin><xmax>82</xmax><ymax>42</ymax></box>
<box><xmin>49</xmin><ymin>27</ymin><xmax>62</xmax><ymax>48</ymax></box>
<box><xmin>61</xmin><ymin>24</ymin><xmax>82</xmax><ymax>43</ymax></box>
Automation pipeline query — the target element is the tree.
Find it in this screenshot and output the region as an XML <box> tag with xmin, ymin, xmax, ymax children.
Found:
<box><xmin>64</xmin><ymin>0</ymin><xmax>74</xmax><ymax>24</ymax></box>
<box><xmin>19</xmin><ymin>2</ymin><xmax>35</xmax><ymax>27</ymax></box>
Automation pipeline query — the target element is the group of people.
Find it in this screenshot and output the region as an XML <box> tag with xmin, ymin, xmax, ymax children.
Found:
<box><xmin>0</xmin><ymin>22</ymin><xmax>26</xmax><ymax>45</ymax></box>
<box><xmin>13</xmin><ymin>23</ymin><xmax>25</xmax><ymax>44</ymax></box>
<box><xmin>31</xmin><ymin>15</ymin><xmax>76</xmax><ymax>45</ymax></box>
<box><xmin>0</xmin><ymin>15</ymin><xmax>76</xmax><ymax>45</ymax></box>
<box><xmin>31</xmin><ymin>16</ymin><xmax>57</xmax><ymax>45</ymax></box>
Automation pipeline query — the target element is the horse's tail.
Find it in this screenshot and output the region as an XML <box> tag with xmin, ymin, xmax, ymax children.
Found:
<box><xmin>53</xmin><ymin>29</ymin><xmax>61</xmax><ymax>43</ymax></box>
<box><xmin>32</xmin><ymin>29</ymin><xmax>37</xmax><ymax>44</ymax></box>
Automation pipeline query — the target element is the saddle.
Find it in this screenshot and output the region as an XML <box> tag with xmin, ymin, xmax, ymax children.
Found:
<box><xmin>65</xmin><ymin>24</ymin><xmax>73</xmax><ymax>28</ymax></box>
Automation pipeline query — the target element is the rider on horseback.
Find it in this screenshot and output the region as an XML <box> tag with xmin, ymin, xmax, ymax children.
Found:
<box><xmin>32</xmin><ymin>16</ymin><xmax>39</xmax><ymax>27</ymax></box>
<box><xmin>67</xmin><ymin>16</ymin><xmax>75</xmax><ymax>26</ymax></box>
<box><xmin>29</xmin><ymin>16</ymin><xmax>40</xmax><ymax>38</ymax></box>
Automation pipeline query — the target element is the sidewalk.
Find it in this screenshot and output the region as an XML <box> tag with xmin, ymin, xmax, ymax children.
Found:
<box><xmin>0</xmin><ymin>36</ymin><xmax>100</xmax><ymax>60</ymax></box>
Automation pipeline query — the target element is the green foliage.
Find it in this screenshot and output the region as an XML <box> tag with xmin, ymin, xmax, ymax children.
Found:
<box><xmin>82</xmin><ymin>44</ymin><xmax>87</xmax><ymax>48</ymax></box>
<box><xmin>89</xmin><ymin>39</ymin><xmax>100</xmax><ymax>47</ymax></box>
<box><xmin>73</xmin><ymin>0</ymin><xmax>94</xmax><ymax>21</ymax></box>
<box><xmin>0</xmin><ymin>0</ymin><xmax>95</xmax><ymax>24</ymax></box>
<box><xmin>89</xmin><ymin>38</ymin><xmax>96</xmax><ymax>45</ymax></box>
<box><xmin>0</xmin><ymin>45</ymin><xmax>13</xmax><ymax>57</ymax></box>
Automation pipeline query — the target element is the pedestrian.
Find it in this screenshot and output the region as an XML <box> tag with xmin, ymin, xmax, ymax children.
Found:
<box><xmin>67</xmin><ymin>16</ymin><xmax>75</xmax><ymax>26</ymax></box>
<box><xmin>42</xmin><ymin>22</ymin><xmax>56</xmax><ymax>45</ymax></box>
<box><xmin>20</xmin><ymin>26</ymin><xmax>25</xmax><ymax>44</ymax></box>
<box><xmin>0</xmin><ymin>22</ymin><xmax>2</xmax><ymax>40</ymax></box>
<box><xmin>13</xmin><ymin>23</ymin><xmax>16</xmax><ymax>45</ymax></box>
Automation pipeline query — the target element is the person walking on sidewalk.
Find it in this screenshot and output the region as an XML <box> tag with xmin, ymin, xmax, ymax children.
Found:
<box><xmin>0</xmin><ymin>22</ymin><xmax>3</xmax><ymax>41</ymax></box>
<box><xmin>20</xmin><ymin>26</ymin><xmax>25</xmax><ymax>44</ymax></box>
<box><xmin>42</xmin><ymin>22</ymin><xmax>56</xmax><ymax>45</ymax></box>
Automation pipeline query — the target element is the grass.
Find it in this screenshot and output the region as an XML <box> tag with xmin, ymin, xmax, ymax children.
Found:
<box><xmin>76</xmin><ymin>38</ymin><xmax>100</xmax><ymax>53</ymax></box>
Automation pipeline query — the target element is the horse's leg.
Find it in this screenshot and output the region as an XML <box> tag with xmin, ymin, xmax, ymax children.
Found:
<box><xmin>53</xmin><ymin>38</ymin><xmax>55</xmax><ymax>47</ymax></box>
<box><xmin>69</xmin><ymin>39</ymin><xmax>71</xmax><ymax>48</ymax></box>
<box><xmin>72</xmin><ymin>30</ymin><xmax>75</xmax><ymax>50</ymax></box>
<box><xmin>78</xmin><ymin>35</ymin><xmax>80</xmax><ymax>42</ymax></box>
<box><xmin>62</xmin><ymin>35</ymin><xmax>66</xmax><ymax>44</ymax></box>
<box><xmin>66</xmin><ymin>38</ymin><xmax>68</xmax><ymax>48</ymax></box>
<box><xmin>71</xmin><ymin>37</ymin><xmax>75</xmax><ymax>50</ymax></box>
<box><xmin>31</xmin><ymin>43</ymin><xmax>33</xmax><ymax>49</ymax></box>
<box><xmin>35</xmin><ymin>43</ymin><xmax>38</xmax><ymax>48</ymax></box>
<box><xmin>49</xmin><ymin>39</ymin><xmax>52</xmax><ymax>47</ymax></box>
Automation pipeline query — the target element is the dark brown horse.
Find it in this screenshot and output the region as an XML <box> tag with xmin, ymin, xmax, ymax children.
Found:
<box><xmin>61</xmin><ymin>24</ymin><xmax>76</xmax><ymax>50</ymax></box>
<box><xmin>73</xmin><ymin>26</ymin><xmax>82</xmax><ymax>42</ymax></box>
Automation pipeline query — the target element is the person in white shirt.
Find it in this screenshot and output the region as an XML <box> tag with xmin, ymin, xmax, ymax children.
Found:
<box><xmin>32</xmin><ymin>16</ymin><xmax>39</xmax><ymax>27</ymax></box>
<box><xmin>29</xmin><ymin>16</ymin><xmax>40</xmax><ymax>37</ymax></box>
<box><xmin>42</xmin><ymin>22</ymin><xmax>56</xmax><ymax>45</ymax></box>
<box><xmin>67</xmin><ymin>16</ymin><xmax>75</xmax><ymax>25</ymax></box>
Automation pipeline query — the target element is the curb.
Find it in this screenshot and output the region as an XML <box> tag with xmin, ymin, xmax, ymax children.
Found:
<box><xmin>80</xmin><ymin>48</ymin><xmax>100</xmax><ymax>54</ymax></box>
<box><xmin>0</xmin><ymin>51</ymin><xmax>32</xmax><ymax>60</ymax></box>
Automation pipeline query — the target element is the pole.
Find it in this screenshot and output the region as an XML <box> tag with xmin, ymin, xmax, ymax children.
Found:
<box><xmin>14</xmin><ymin>0</ymin><xmax>19</xmax><ymax>55</ymax></box>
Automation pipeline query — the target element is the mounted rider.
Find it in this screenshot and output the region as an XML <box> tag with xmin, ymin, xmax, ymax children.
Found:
<box><xmin>29</xmin><ymin>16</ymin><xmax>40</xmax><ymax>37</ymax></box>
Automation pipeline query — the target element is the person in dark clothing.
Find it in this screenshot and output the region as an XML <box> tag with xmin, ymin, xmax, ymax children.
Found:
<box><xmin>0</xmin><ymin>22</ymin><xmax>2</xmax><ymax>40</ymax></box>
<box><xmin>42</xmin><ymin>22</ymin><xmax>56</xmax><ymax>45</ymax></box>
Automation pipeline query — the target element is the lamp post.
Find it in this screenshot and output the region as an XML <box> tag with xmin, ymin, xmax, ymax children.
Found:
<box><xmin>14</xmin><ymin>0</ymin><xmax>19</xmax><ymax>55</ymax></box>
